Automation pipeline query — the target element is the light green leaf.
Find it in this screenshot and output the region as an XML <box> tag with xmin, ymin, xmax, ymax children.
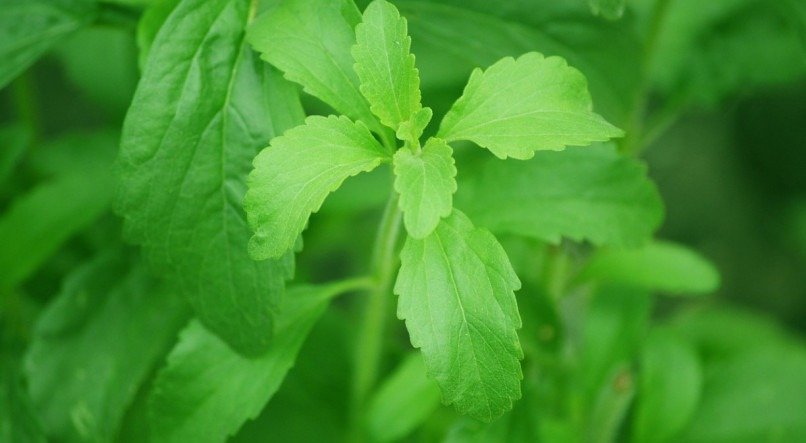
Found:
<box><xmin>395</xmin><ymin>210</ymin><xmax>523</xmax><ymax>421</ymax></box>
<box><xmin>366</xmin><ymin>354</ymin><xmax>441</xmax><ymax>442</ymax></box>
<box><xmin>0</xmin><ymin>133</ymin><xmax>115</xmax><ymax>291</ymax></box>
<box><xmin>580</xmin><ymin>241</ymin><xmax>720</xmax><ymax>295</ymax></box>
<box><xmin>396</xmin><ymin>107</ymin><xmax>433</xmax><ymax>144</ymax></box>
<box><xmin>245</xmin><ymin>115</ymin><xmax>389</xmax><ymax>260</ymax></box>
<box><xmin>588</xmin><ymin>0</ymin><xmax>625</xmax><ymax>20</ymax></box>
<box><xmin>117</xmin><ymin>0</ymin><xmax>304</xmax><ymax>356</ymax></box>
<box><xmin>438</xmin><ymin>52</ymin><xmax>623</xmax><ymax>159</ymax></box>
<box><xmin>632</xmin><ymin>330</ymin><xmax>703</xmax><ymax>443</ymax></box>
<box><xmin>456</xmin><ymin>144</ymin><xmax>663</xmax><ymax>247</ymax></box>
<box><xmin>148</xmin><ymin>284</ymin><xmax>343</xmax><ymax>443</ymax></box>
<box><xmin>0</xmin><ymin>0</ymin><xmax>96</xmax><ymax>89</ymax></box>
<box><xmin>352</xmin><ymin>0</ymin><xmax>422</xmax><ymax>132</ymax></box>
<box><xmin>247</xmin><ymin>0</ymin><xmax>379</xmax><ymax>131</ymax></box>
<box><xmin>24</xmin><ymin>252</ymin><xmax>189</xmax><ymax>442</ymax></box>
<box><xmin>393</xmin><ymin>138</ymin><xmax>457</xmax><ymax>238</ymax></box>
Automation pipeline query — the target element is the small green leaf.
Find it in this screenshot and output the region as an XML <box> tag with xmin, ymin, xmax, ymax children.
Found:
<box><xmin>396</xmin><ymin>107</ymin><xmax>433</xmax><ymax>144</ymax></box>
<box><xmin>580</xmin><ymin>241</ymin><xmax>721</xmax><ymax>295</ymax></box>
<box><xmin>393</xmin><ymin>137</ymin><xmax>457</xmax><ymax>238</ymax></box>
<box><xmin>632</xmin><ymin>330</ymin><xmax>703</xmax><ymax>443</ymax></box>
<box><xmin>247</xmin><ymin>0</ymin><xmax>379</xmax><ymax>130</ymax></box>
<box><xmin>24</xmin><ymin>252</ymin><xmax>189</xmax><ymax>442</ymax></box>
<box><xmin>0</xmin><ymin>0</ymin><xmax>96</xmax><ymax>89</ymax></box>
<box><xmin>589</xmin><ymin>0</ymin><xmax>626</xmax><ymax>20</ymax></box>
<box><xmin>395</xmin><ymin>210</ymin><xmax>523</xmax><ymax>421</ymax></box>
<box><xmin>352</xmin><ymin>0</ymin><xmax>423</xmax><ymax>132</ymax></box>
<box><xmin>456</xmin><ymin>144</ymin><xmax>663</xmax><ymax>247</ymax></box>
<box><xmin>148</xmin><ymin>284</ymin><xmax>343</xmax><ymax>443</ymax></box>
<box><xmin>438</xmin><ymin>52</ymin><xmax>623</xmax><ymax>159</ymax></box>
<box><xmin>246</xmin><ymin>115</ymin><xmax>389</xmax><ymax>260</ymax></box>
<box><xmin>366</xmin><ymin>354</ymin><xmax>441</xmax><ymax>442</ymax></box>
<box><xmin>118</xmin><ymin>0</ymin><xmax>303</xmax><ymax>355</ymax></box>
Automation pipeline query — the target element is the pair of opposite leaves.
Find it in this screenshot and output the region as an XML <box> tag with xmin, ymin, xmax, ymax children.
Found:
<box><xmin>244</xmin><ymin>0</ymin><xmax>621</xmax><ymax>421</ymax></box>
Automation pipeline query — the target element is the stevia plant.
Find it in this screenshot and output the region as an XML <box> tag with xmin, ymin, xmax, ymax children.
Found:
<box><xmin>3</xmin><ymin>0</ymin><xmax>806</xmax><ymax>442</ymax></box>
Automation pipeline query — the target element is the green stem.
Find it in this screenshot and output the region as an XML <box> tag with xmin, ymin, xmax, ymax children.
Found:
<box><xmin>619</xmin><ymin>0</ymin><xmax>672</xmax><ymax>156</ymax></box>
<box><xmin>350</xmin><ymin>190</ymin><xmax>403</xmax><ymax>439</ymax></box>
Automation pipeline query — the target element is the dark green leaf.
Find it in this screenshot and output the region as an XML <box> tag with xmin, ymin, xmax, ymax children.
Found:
<box><xmin>456</xmin><ymin>144</ymin><xmax>663</xmax><ymax>247</ymax></box>
<box><xmin>117</xmin><ymin>0</ymin><xmax>304</xmax><ymax>355</ymax></box>
<box><xmin>148</xmin><ymin>283</ymin><xmax>344</xmax><ymax>443</ymax></box>
<box><xmin>24</xmin><ymin>252</ymin><xmax>188</xmax><ymax>442</ymax></box>
<box><xmin>0</xmin><ymin>0</ymin><xmax>96</xmax><ymax>89</ymax></box>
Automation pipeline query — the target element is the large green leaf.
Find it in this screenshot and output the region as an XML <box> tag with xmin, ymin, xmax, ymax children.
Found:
<box><xmin>247</xmin><ymin>0</ymin><xmax>379</xmax><ymax>131</ymax></box>
<box><xmin>245</xmin><ymin>115</ymin><xmax>389</xmax><ymax>260</ymax></box>
<box><xmin>24</xmin><ymin>252</ymin><xmax>188</xmax><ymax>442</ymax></box>
<box><xmin>580</xmin><ymin>241</ymin><xmax>720</xmax><ymax>295</ymax></box>
<box><xmin>148</xmin><ymin>284</ymin><xmax>344</xmax><ymax>443</ymax></box>
<box><xmin>117</xmin><ymin>0</ymin><xmax>304</xmax><ymax>355</ymax></box>
<box><xmin>438</xmin><ymin>52</ymin><xmax>622</xmax><ymax>159</ymax></box>
<box><xmin>393</xmin><ymin>137</ymin><xmax>457</xmax><ymax>238</ymax></box>
<box><xmin>0</xmin><ymin>0</ymin><xmax>96</xmax><ymax>89</ymax></box>
<box><xmin>352</xmin><ymin>0</ymin><xmax>423</xmax><ymax>132</ymax></box>
<box><xmin>395</xmin><ymin>210</ymin><xmax>523</xmax><ymax>421</ymax></box>
<box><xmin>0</xmin><ymin>133</ymin><xmax>115</xmax><ymax>291</ymax></box>
<box><xmin>456</xmin><ymin>144</ymin><xmax>663</xmax><ymax>247</ymax></box>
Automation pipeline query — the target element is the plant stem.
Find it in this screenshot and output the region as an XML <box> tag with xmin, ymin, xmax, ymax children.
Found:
<box><xmin>619</xmin><ymin>0</ymin><xmax>672</xmax><ymax>156</ymax></box>
<box><xmin>350</xmin><ymin>190</ymin><xmax>403</xmax><ymax>439</ymax></box>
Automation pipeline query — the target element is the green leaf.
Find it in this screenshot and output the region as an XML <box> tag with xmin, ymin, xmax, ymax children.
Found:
<box><xmin>0</xmin><ymin>133</ymin><xmax>115</xmax><ymax>291</ymax></box>
<box><xmin>245</xmin><ymin>115</ymin><xmax>389</xmax><ymax>260</ymax></box>
<box><xmin>678</xmin><ymin>346</ymin><xmax>806</xmax><ymax>442</ymax></box>
<box><xmin>117</xmin><ymin>0</ymin><xmax>304</xmax><ymax>356</ymax></box>
<box><xmin>247</xmin><ymin>0</ymin><xmax>379</xmax><ymax>130</ymax></box>
<box><xmin>395</xmin><ymin>210</ymin><xmax>523</xmax><ymax>421</ymax></box>
<box><xmin>1</xmin><ymin>364</ymin><xmax>46</xmax><ymax>443</ymax></box>
<box><xmin>396</xmin><ymin>107</ymin><xmax>433</xmax><ymax>144</ymax></box>
<box><xmin>352</xmin><ymin>0</ymin><xmax>423</xmax><ymax>133</ymax></box>
<box><xmin>438</xmin><ymin>52</ymin><xmax>623</xmax><ymax>159</ymax></box>
<box><xmin>632</xmin><ymin>330</ymin><xmax>703</xmax><ymax>443</ymax></box>
<box><xmin>580</xmin><ymin>241</ymin><xmax>721</xmax><ymax>295</ymax></box>
<box><xmin>393</xmin><ymin>138</ymin><xmax>457</xmax><ymax>238</ymax></box>
<box><xmin>148</xmin><ymin>284</ymin><xmax>343</xmax><ymax>443</ymax></box>
<box><xmin>399</xmin><ymin>1</ymin><xmax>642</xmax><ymax>125</ymax></box>
<box><xmin>0</xmin><ymin>0</ymin><xmax>96</xmax><ymax>89</ymax></box>
<box><xmin>366</xmin><ymin>354</ymin><xmax>441</xmax><ymax>442</ymax></box>
<box><xmin>24</xmin><ymin>252</ymin><xmax>189</xmax><ymax>442</ymax></box>
<box><xmin>588</xmin><ymin>0</ymin><xmax>625</xmax><ymax>20</ymax></box>
<box><xmin>456</xmin><ymin>144</ymin><xmax>663</xmax><ymax>247</ymax></box>
<box><xmin>136</xmin><ymin>0</ymin><xmax>180</xmax><ymax>70</ymax></box>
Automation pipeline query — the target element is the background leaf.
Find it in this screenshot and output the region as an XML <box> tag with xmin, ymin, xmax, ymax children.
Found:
<box><xmin>148</xmin><ymin>284</ymin><xmax>344</xmax><ymax>443</ymax></box>
<box><xmin>456</xmin><ymin>144</ymin><xmax>663</xmax><ymax>247</ymax></box>
<box><xmin>24</xmin><ymin>251</ymin><xmax>188</xmax><ymax>442</ymax></box>
<box><xmin>0</xmin><ymin>0</ymin><xmax>96</xmax><ymax>89</ymax></box>
<box><xmin>117</xmin><ymin>0</ymin><xmax>304</xmax><ymax>355</ymax></box>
